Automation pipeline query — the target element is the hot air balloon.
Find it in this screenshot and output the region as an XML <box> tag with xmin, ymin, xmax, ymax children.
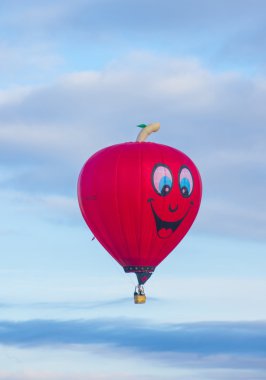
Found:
<box><xmin>77</xmin><ymin>123</ymin><xmax>202</xmax><ymax>303</ymax></box>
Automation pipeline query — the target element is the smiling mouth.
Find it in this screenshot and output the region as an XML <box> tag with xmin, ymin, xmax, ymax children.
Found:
<box><xmin>148</xmin><ymin>198</ymin><xmax>192</xmax><ymax>239</ymax></box>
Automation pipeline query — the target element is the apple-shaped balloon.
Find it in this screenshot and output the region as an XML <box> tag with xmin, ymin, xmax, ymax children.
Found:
<box><xmin>78</xmin><ymin>123</ymin><xmax>202</xmax><ymax>302</ymax></box>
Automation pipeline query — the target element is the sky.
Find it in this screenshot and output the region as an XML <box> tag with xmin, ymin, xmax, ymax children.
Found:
<box><xmin>0</xmin><ymin>0</ymin><xmax>266</xmax><ymax>379</ymax></box>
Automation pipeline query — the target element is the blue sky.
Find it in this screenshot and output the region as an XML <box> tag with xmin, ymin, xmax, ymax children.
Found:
<box><xmin>0</xmin><ymin>0</ymin><xmax>266</xmax><ymax>379</ymax></box>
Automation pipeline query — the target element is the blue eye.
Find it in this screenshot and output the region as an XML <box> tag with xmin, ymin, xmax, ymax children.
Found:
<box><xmin>180</xmin><ymin>178</ymin><xmax>191</xmax><ymax>194</ymax></box>
<box><xmin>179</xmin><ymin>166</ymin><xmax>193</xmax><ymax>197</ymax></box>
<box><xmin>159</xmin><ymin>176</ymin><xmax>172</xmax><ymax>196</ymax></box>
<box><xmin>153</xmin><ymin>164</ymin><xmax>173</xmax><ymax>196</ymax></box>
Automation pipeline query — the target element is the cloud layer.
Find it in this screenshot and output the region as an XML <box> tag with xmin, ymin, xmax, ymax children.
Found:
<box><xmin>0</xmin><ymin>54</ymin><xmax>265</xmax><ymax>238</ymax></box>
<box><xmin>0</xmin><ymin>318</ymin><xmax>265</xmax><ymax>380</ymax></box>
<box><xmin>0</xmin><ymin>318</ymin><xmax>266</xmax><ymax>380</ymax></box>
<box><xmin>0</xmin><ymin>318</ymin><xmax>265</xmax><ymax>363</ymax></box>
<box><xmin>2</xmin><ymin>0</ymin><xmax>266</xmax><ymax>69</ymax></box>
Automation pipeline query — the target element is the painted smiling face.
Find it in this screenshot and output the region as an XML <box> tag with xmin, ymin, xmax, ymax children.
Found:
<box><xmin>149</xmin><ymin>163</ymin><xmax>195</xmax><ymax>239</ymax></box>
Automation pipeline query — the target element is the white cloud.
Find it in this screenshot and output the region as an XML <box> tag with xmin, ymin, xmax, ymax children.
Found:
<box><xmin>0</xmin><ymin>86</ymin><xmax>33</xmax><ymax>106</ymax></box>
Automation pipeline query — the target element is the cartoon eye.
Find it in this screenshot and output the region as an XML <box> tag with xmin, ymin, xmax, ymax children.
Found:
<box><xmin>152</xmin><ymin>164</ymin><xmax>173</xmax><ymax>196</ymax></box>
<box><xmin>179</xmin><ymin>166</ymin><xmax>193</xmax><ymax>197</ymax></box>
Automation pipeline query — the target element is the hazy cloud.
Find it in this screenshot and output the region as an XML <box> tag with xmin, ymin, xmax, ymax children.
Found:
<box><xmin>1</xmin><ymin>0</ymin><xmax>266</xmax><ymax>72</ymax></box>
<box><xmin>0</xmin><ymin>372</ymin><xmax>171</xmax><ymax>380</ymax></box>
<box><xmin>3</xmin><ymin>1</ymin><xmax>266</xmax><ymax>43</ymax></box>
<box><xmin>0</xmin><ymin>318</ymin><xmax>265</xmax><ymax>366</ymax></box>
<box><xmin>0</xmin><ymin>0</ymin><xmax>266</xmax><ymax>91</ymax></box>
<box><xmin>0</xmin><ymin>318</ymin><xmax>265</xmax><ymax>380</ymax></box>
<box><xmin>0</xmin><ymin>54</ymin><xmax>265</xmax><ymax>238</ymax></box>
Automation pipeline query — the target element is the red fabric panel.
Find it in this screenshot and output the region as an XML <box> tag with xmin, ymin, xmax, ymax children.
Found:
<box><xmin>78</xmin><ymin>142</ymin><xmax>202</xmax><ymax>269</ymax></box>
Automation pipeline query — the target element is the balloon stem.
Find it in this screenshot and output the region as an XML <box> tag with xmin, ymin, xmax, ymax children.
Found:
<box><xmin>136</xmin><ymin>122</ymin><xmax>160</xmax><ymax>142</ymax></box>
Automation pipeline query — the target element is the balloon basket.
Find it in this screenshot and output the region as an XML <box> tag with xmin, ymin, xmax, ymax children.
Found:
<box><xmin>134</xmin><ymin>285</ymin><xmax>146</xmax><ymax>304</ymax></box>
<box><xmin>134</xmin><ymin>294</ymin><xmax>146</xmax><ymax>304</ymax></box>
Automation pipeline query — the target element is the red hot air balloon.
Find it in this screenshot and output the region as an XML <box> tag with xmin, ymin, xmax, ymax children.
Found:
<box><xmin>78</xmin><ymin>123</ymin><xmax>202</xmax><ymax>303</ymax></box>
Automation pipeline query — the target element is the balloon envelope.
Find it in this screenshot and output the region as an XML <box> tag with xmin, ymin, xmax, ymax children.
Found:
<box><xmin>78</xmin><ymin>141</ymin><xmax>202</xmax><ymax>284</ymax></box>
